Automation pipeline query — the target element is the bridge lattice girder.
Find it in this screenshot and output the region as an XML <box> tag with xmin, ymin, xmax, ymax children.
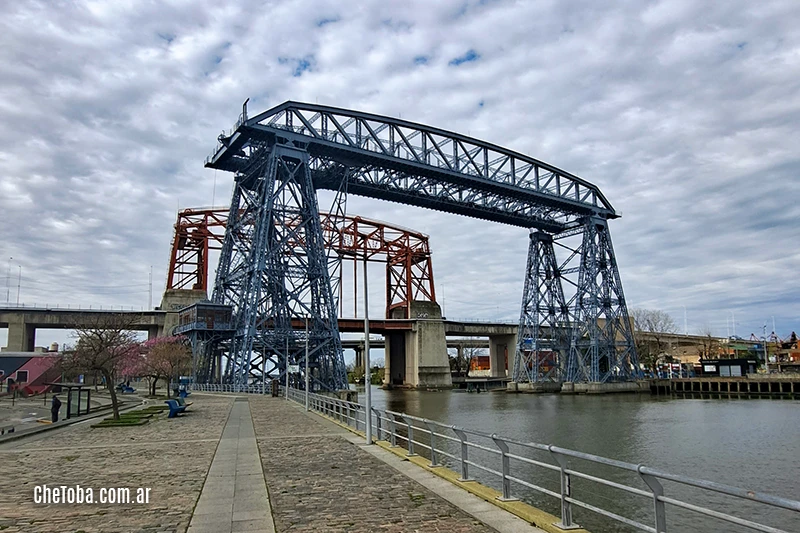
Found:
<box><xmin>166</xmin><ymin>208</ymin><xmax>436</xmax><ymax>318</ymax></box>
<box><xmin>205</xmin><ymin>101</ymin><xmax>639</xmax><ymax>386</ymax></box>
<box><xmin>207</xmin><ymin>101</ymin><xmax>617</xmax><ymax>233</ymax></box>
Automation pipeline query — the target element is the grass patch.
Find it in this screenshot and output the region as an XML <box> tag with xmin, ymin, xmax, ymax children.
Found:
<box><xmin>143</xmin><ymin>404</ymin><xmax>169</xmax><ymax>411</ymax></box>
<box><xmin>116</xmin><ymin>412</ymin><xmax>153</xmax><ymax>420</ymax></box>
<box><xmin>91</xmin><ymin>418</ymin><xmax>149</xmax><ymax>428</ymax></box>
<box><xmin>409</xmin><ymin>492</ymin><xmax>426</xmax><ymax>506</ymax></box>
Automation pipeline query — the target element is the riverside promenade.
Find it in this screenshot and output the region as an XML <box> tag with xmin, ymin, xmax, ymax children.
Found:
<box><xmin>0</xmin><ymin>393</ymin><xmax>546</xmax><ymax>533</ymax></box>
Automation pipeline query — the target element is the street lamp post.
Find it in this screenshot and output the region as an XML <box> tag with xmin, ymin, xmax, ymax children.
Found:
<box><xmin>305</xmin><ymin>315</ymin><xmax>309</xmax><ymax>411</ymax></box>
<box><xmin>363</xmin><ymin>258</ymin><xmax>372</xmax><ymax>445</ymax></box>
<box><xmin>16</xmin><ymin>265</ymin><xmax>21</xmax><ymax>305</ymax></box>
<box><xmin>285</xmin><ymin>338</ymin><xmax>289</xmax><ymax>400</ymax></box>
<box><xmin>763</xmin><ymin>324</ymin><xmax>769</xmax><ymax>374</ymax></box>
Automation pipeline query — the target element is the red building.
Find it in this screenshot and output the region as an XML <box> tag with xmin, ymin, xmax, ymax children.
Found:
<box><xmin>0</xmin><ymin>352</ymin><xmax>62</xmax><ymax>394</ymax></box>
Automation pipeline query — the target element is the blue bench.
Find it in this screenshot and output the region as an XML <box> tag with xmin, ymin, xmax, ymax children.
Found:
<box><xmin>120</xmin><ymin>386</ymin><xmax>136</xmax><ymax>394</ymax></box>
<box><xmin>176</xmin><ymin>397</ymin><xmax>193</xmax><ymax>408</ymax></box>
<box><xmin>165</xmin><ymin>399</ymin><xmax>187</xmax><ymax>418</ymax></box>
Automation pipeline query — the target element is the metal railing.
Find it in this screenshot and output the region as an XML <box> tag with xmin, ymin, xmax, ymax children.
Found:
<box><xmin>282</xmin><ymin>387</ymin><xmax>800</xmax><ymax>533</ymax></box>
<box><xmin>192</xmin><ymin>383</ymin><xmax>269</xmax><ymax>394</ymax></box>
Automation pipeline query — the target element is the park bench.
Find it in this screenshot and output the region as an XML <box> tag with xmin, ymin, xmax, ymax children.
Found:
<box><xmin>176</xmin><ymin>397</ymin><xmax>193</xmax><ymax>408</ymax></box>
<box><xmin>164</xmin><ymin>399</ymin><xmax>187</xmax><ymax>418</ymax></box>
<box><xmin>120</xmin><ymin>386</ymin><xmax>136</xmax><ymax>394</ymax></box>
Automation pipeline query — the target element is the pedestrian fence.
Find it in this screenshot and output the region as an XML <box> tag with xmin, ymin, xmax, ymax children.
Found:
<box><xmin>278</xmin><ymin>386</ymin><xmax>799</xmax><ymax>533</ymax></box>
<box><xmin>192</xmin><ymin>383</ymin><xmax>269</xmax><ymax>394</ymax></box>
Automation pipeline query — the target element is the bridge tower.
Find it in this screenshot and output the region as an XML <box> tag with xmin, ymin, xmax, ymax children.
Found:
<box><xmin>211</xmin><ymin>141</ymin><xmax>348</xmax><ymax>392</ymax></box>
<box><xmin>512</xmin><ymin>231</ymin><xmax>570</xmax><ymax>385</ymax></box>
<box><xmin>563</xmin><ymin>217</ymin><xmax>637</xmax><ymax>382</ymax></box>
<box><xmin>515</xmin><ymin>218</ymin><xmax>639</xmax><ymax>386</ymax></box>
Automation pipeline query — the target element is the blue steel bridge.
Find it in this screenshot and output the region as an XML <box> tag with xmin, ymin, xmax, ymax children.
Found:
<box><xmin>199</xmin><ymin>101</ymin><xmax>638</xmax><ymax>392</ymax></box>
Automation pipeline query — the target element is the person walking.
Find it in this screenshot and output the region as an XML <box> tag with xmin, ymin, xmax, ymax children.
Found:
<box><xmin>50</xmin><ymin>395</ymin><xmax>62</xmax><ymax>423</ymax></box>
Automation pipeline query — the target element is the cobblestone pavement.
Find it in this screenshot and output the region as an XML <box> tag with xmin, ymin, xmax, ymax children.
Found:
<box><xmin>249</xmin><ymin>396</ymin><xmax>497</xmax><ymax>533</ymax></box>
<box><xmin>0</xmin><ymin>394</ymin><xmax>234</xmax><ymax>533</ymax></box>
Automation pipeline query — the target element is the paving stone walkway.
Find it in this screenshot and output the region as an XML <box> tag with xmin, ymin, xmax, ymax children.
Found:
<box><xmin>187</xmin><ymin>398</ymin><xmax>274</xmax><ymax>533</ymax></box>
<box><xmin>249</xmin><ymin>396</ymin><xmax>499</xmax><ymax>533</ymax></box>
<box><xmin>0</xmin><ymin>393</ymin><xmax>530</xmax><ymax>533</ymax></box>
<box><xmin>0</xmin><ymin>394</ymin><xmax>233</xmax><ymax>533</ymax></box>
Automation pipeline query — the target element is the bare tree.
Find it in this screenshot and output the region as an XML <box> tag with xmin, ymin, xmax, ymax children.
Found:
<box><xmin>449</xmin><ymin>339</ymin><xmax>488</xmax><ymax>376</ymax></box>
<box><xmin>630</xmin><ymin>308</ymin><xmax>678</xmax><ymax>373</ymax></box>
<box><xmin>143</xmin><ymin>336</ymin><xmax>191</xmax><ymax>398</ymax></box>
<box><xmin>448</xmin><ymin>347</ymin><xmax>468</xmax><ymax>376</ymax></box>
<box><xmin>60</xmin><ymin>313</ymin><xmax>142</xmax><ymax>420</ymax></box>
<box><xmin>697</xmin><ymin>324</ymin><xmax>720</xmax><ymax>360</ymax></box>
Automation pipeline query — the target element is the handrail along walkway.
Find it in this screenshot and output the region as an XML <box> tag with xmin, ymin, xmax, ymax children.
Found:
<box><xmin>270</xmin><ymin>385</ymin><xmax>799</xmax><ymax>533</ymax></box>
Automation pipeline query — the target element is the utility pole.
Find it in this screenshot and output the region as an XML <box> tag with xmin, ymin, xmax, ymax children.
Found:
<box><xmin>148</xmin><ymin>266</ymin><xmax>153</xmax><ymax>309</ymax></box>
<box><xmin>5</xmin><ymin>256</ymin><xmax>11</xmax><ymax>302</ymax></box>
<box><xmin>363</xmin><ymin>258</ymin><xmax>372</xmax><ymax>445</ymax></box>
<box><xmin>16</xmin><ymin>265</ymin><xmax>21</xmax><ymax>305</ymax></box>
<box><xmin>682</xmin><ymin>305</ymin><xmax>687</xmax><ymax>335</ymax></box>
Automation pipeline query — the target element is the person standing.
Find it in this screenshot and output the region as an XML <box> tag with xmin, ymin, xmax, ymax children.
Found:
<box><xmin>51</xmin><ymin>395</ymin><xmax>62</xmax><ymax>423</ymax></box>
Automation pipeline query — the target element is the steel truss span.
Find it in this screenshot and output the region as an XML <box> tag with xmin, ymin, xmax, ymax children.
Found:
<box><xmin>207</xmin><ymin>101</ymin><xmax>639</xmax><ymax>388</ymax></box>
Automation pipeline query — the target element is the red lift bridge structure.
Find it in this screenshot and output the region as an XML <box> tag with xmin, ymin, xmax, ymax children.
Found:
<box><xmin>166</xmin><ymin>208</ymin><xmax>436</xmax><ymax>320</ymax></box>
<box><xmin>194</xmin><ymin>101</ymin><xmax>639</xmax><ymax>391</ymax></box>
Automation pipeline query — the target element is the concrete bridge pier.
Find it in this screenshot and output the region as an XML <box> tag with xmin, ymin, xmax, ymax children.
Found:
<box><xmin>6</xmin><ymin>317</ymin><xmax>35</xmax><ymax>352</ymax></box>
<box><xmin>384</xmin><ymin>301</ymin><xmax>452</xmax><ymax>389</ymax></box>
<box><xmin>488</xmin><ymin>334</ymin><xmax>516</xmax><ymax>378</ymax></box>
<box><xmin>354</xmin><ymin>344</ymin><xmax>364</xmax><ymax>369</ymax></box>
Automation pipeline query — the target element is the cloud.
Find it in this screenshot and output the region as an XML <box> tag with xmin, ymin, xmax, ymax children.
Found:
<box><xmin>2</xmin><ymin>0</ymin><xmax>800</xmax><ymax>349</ymax></box>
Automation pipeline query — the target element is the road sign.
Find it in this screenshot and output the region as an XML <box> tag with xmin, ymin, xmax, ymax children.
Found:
<box><xmin>288</xmin><ymin>364</ymin><xmax>300</xmax><ymax>373</ymax></box>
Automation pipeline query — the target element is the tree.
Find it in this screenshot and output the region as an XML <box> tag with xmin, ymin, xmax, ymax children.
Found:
<box><xmin>630</xmin><ymin>308</ymin><xmax>678</xmax><ymax>374</ymax></box>
<box><xmin>697</xmin><ymin>324</ymin><xmax>720</xmax><ymax>360</ymax></box>
<box><xmin>449</xmin><ymin>339</ymin><xmax>488</xmax><ymax>377</ymax></box>
<box><xmin>142</xmin><ymin>336</ymin><xmax>191</xmax><ymax>398</ymax></box>
<box><xmin>60</xmin><ymin>313</ymin><xmax>143</xmax><ymax>420</ymax></box>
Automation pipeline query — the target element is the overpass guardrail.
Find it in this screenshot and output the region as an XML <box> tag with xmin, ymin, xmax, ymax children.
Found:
<box><xmin>278</xmin><ymin>386</ymin><xmax>799</xmax><ymax>533</ymax></box>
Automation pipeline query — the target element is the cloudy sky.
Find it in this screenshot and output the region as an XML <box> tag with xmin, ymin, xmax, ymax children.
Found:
<box><xmin>2</xmin><ymin>0</ymin><xmax>799</xmax><ymax>349</ymax></box>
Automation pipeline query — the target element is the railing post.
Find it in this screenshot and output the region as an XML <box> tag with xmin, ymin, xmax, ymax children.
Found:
<box><xmin>424</xmin><ymin>420</ymin><xmax>440</xmax><ymax>467</ymax></box>
<box><xmin>452</xmin><ymin>427</ymin><xmax>473</xmax><ymax>481</ymax></box>
<box><xmin>387</xmin><ymin>413</ymin><xmax>398</xmax><ymax>447</ymax></box>
<box><xmin>492</xmin><ymin>435</ymin><xmax>518</xmax><ymax>502</ymax></box>
<box><xmin>549</xmin><ymin>447</ymin><xmax>580</xmax><ymax>530</ymax></box>
<box><xmin>403</xmin><ymin>415</ymin><xmax>417</xmax><ymax>457</ymax></box>
<box><xmin>372</xmin><ymin>408</ymin><xmax>382</xmax><ymax>440</ymax></box>
<box><xmin>639</xmin><ymin>467</ymin><xmax>668</xmax><ymax>533</ymax></box>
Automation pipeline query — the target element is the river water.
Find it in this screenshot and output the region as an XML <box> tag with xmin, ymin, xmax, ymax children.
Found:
<box><xmin>358</xmin><ymin>387</ymin><xmax>800</xmax><ymax>533</ymax></box>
